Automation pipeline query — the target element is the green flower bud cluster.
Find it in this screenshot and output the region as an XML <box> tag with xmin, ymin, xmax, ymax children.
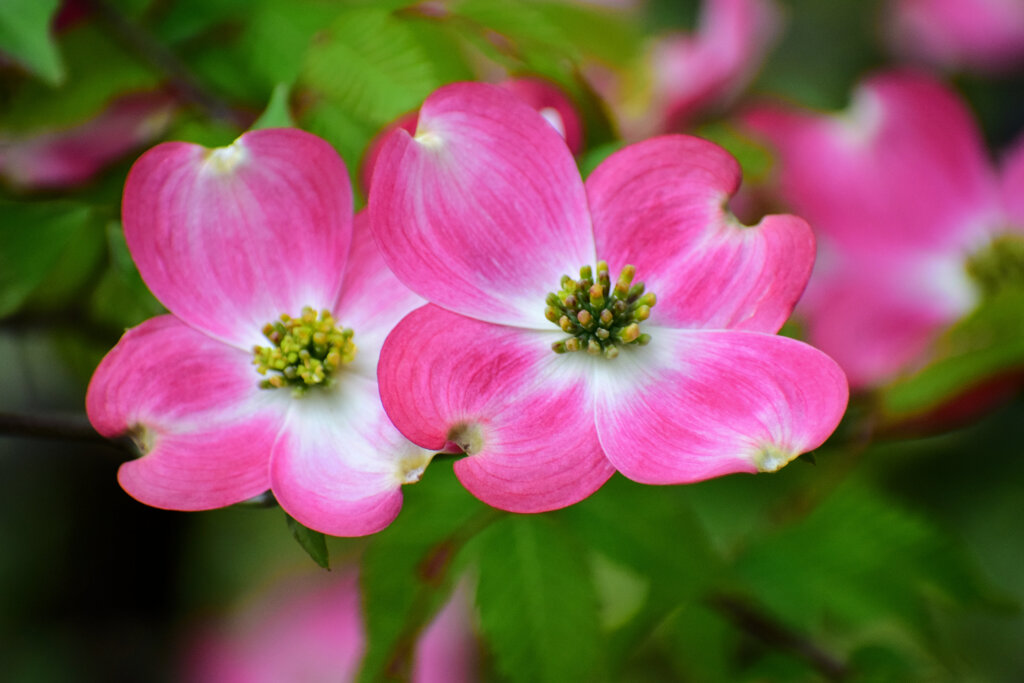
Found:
<box><xmin>253</xmin><ymin>307</ymin><xmax>356</xmax><ymax>395</ymax></box>
<box><xmin>545</xmin><ymin>260</ymin><xmax>656</xmax><ymax>359</ymax></box>
<box><xmin>965</xmin><ymin>233</ymin><xmax>1024</xmax><ymax>298</ymax></box>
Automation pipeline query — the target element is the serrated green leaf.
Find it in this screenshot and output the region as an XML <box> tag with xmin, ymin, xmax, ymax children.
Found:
<box><xmin>530</xmin><ymin>0</ymin><xmax>644</xmax><ymax>65</ymax></box>
<box><xmin>562</xmin><ymin>475</ymin><xmax>722</xmax><ymax>604</ymax></box>
<box><xmin>299</xmin><ymin>8</ymin><xmax>439</xmax><ymax>129</ymax></box>
<box><xmin>475</xmin><ymin>515</ymin><xmax>605</xmax><ymax>683</ymax></box>
<box><xmin>238</xmin><ymin>0</ymin><xmax>347</xmax><ymax>88</ymax></box>
<box><xmin>286</xmin><ymin>513</ymin><xmax>330</xmax><ymax>569</ymax></box>
<box><xmin>0</xmin><ymin>201</ymin><xmax>106</xmax><ymax>319</ymax></box>
<box><xmin>251</xmin><ymin>83</ymin><xmax>295</xmax><ymax>130</ymax></box>
<box><xmin>358</xmin><ymin>461</ymin><xmax>487</xmax><ymax>683</ymax></box>
<box><xmin>0</xmin><ymin>0</ymin><xmax>63</xmax><ymax>85</ymax></box>
<box><xmin>881</xmin><ymin>289</ymin><xmax>1024</xmax><ymax>418</ymax></box>
<box><xmin>735</xmin><ymin>482</ymin><xmax>1012</xmax><ymax>637</ymax></box>
<box><xmin>560</xmin><ymin>475</ymin><xmax>723</xmax><ymax>672</ymax></box>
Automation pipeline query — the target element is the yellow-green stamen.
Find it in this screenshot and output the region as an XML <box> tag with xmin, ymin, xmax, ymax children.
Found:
<box><xmin>965</xmin><ymin>233</ymin><xmax>1024</xmax><ymax>298</ymax></box>
<box><xmin>253</xmin><ymin>307</ymin><xmax>356</xmax><ymax>395</ymax></box>
<box><xmin>545</xmin><ymin>261</ymin><xmax>656</xmax><ymax>359</ymax></box>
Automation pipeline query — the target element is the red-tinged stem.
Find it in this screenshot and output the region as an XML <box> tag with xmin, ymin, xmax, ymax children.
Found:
<box><xmin>0</xmin><ymin>411</ymin><xmax>132</xmax><ymax>457</ymax></box>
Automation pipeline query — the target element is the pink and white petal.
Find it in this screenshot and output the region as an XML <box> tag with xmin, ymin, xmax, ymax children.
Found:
<box><xmin>887</xmin><ymin>0</ymin><xmax>1024</xmax><ymax>74</ymax></box>
<box><xmin>800</xmin><ymin>265</ymin><xmax>960</xmax><ymax>388</ymax></box>
<box><xmin>1001</xmin><ymin>132</ymin><xmax>1024</xmax><ymax>228</ymax></box>
<box><xmin>369</xmin><ymin>82</ymin><xmax>595</xmax><ymax>328</ymax></box>
<box><xmin>359</xmin><ymin>110</ymin><xmax>419</xmax><ymax>197</ymax></box>
<box><xmin>742</xmin><ymin>71</ymin><xmax>1001</xmax><ymax>254</ymax></box>
<box><xmin>123</xmin><ymin>128</ymin><xmax>353</xmax><ymax>349</ymax></box>
<box><xmin>270</xmin><ymin>372</ymin><xmax>430</xmax><ymax>536</ymax></box>
<box><xmin>0</xmin><ymin>91</ymin><xmax>175</xmax><ymax>191</ymax></box>
<box><xmin>86</xmin><ymin>315</ymin><xmax>287</xmax><ymax>510</ymax></box>
<box><xmin>655</xmin><ymin>0</ymin><xmax>780</xmax><ymax>129</ymax></box>
<box><xmin>499</xmin><ymin>77</ymin><xmax>584</xmax><ymax>155</ymax></box>
<box><xmin>595</xmin><ymin>328</ymin><xmax>847</xmax><ymax>483</ymax></box>
<box><xmin>588</xmin><ymin>135</ymin><xmax>814</xmax><ymax>333</ymax></box>
<box><xmin>332</xmin><ymin>210</ymin><xmax>425</xmax><ymax>379</ymax></box>
<box><xmin>378</xmin><ymin>305</ymin><xmax>614</xmax><ymax>512</ymax></box>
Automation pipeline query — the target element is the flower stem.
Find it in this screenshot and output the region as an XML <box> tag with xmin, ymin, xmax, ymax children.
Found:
<box><xmin>708</xmin><ymin>593</ymin><xmax>849</xmax><ymax>680</ymax></box>
<box><xmin>381</xmin><ymin>507</ymin><xmax>505</xmax><ymax>681</ymax></box>
<box><xmin>0</xmin><ymin>411</ymin><xmax>132</xmax><ymax>457</ymax></box>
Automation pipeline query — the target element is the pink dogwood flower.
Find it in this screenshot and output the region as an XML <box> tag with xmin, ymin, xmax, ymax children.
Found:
<box><xmin>184</xmin><ymin>571</ymin><xmax>477</xmax><ymax>683</ymax></box>
<box><xmin>742</xmin><ymin>70</ymin><xmax>1024</xmax><ymax>388</ymax></box>
<box><xmin>886</xmin><ymin>0</ymin><xmax>1024</xmax><ymax>74</ymax></box>
<box><xmin>86</xmin><ymin>128</ymin><xmax>431</xmax><ymax>536</ymax></box>
<box><xmin>369</xmin><ymin>83</ymin><xmax>848</xmax><ymax>513</ymax></box>
<box><xmin>0</xmin><ymin>92</ymin><xmax>176</xmax><ymax>190</ymax></box>
<box><xmin>359</xmin><ymin>77</ymin><xmax>583</xmax><ymax>195</ymax></box>
<box><xmin>586</xmin><ymin>0</ymin><xmax>780</xmax><ymax>140</ymax></box>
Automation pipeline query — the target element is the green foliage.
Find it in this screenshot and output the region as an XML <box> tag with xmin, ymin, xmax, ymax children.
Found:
<box><xmin>251</xmin><ymin>83</ymin><xmax>295</xmax><ymax>130</ymax></box>
<box><xmin>882</xmin><ymin>289</ymin><xmax>1024</xmax><ymax>419</ymax></box>
<box><xmin>753</xmin><ymin>0</ymin><xmax>883</xmax><ymax>109</ymax></box>
<box><xmin>0</xmin><ymin>0</ymin><xmax>63</xmax><ymax>85</ymax></box>
<box><xmin>296</xmin><ymin>6</ymin><xmax>446</xmax><ymax>172</ymax></box>
<box><xmin>301</xmin><ymin>8</ymin><xmax>439</xmax><ymax>126</ymax></box>
<box><xmin>358</xmin><ymin>461</ymin><xmax>487</xmax><ymax>682</ymax></box>
<box><xmin>86</xmin><ymin>222</ymin><xmax>164</xmax><ymax>332</ymax></box>
<box><xmin>0</xmin><ymin>201</ymin><xmax>107</xmax><ymax>319</ymax></box>
<box><xmin>561</xmin><ymin>475</ymin><xmax>724</xmax><ymax>673</ymax></box>
<box><xmin>474</xmin><ymin>514</ymin><xmax>605</xmax><ymax>683</ymax></box>
<box><xmin>285</xmin><ymin>513</ymin><xmax>330</xmax><ymax>569</ymax></box>
<box><xmin>735</xmin><ymin>482</ymin><xmax>1009</xmax><ymax>639</ymax></box>
<box><xmin>0</xmin><ymin>25</ymin><xmax>158</xmax><ymax>133</ymax></box>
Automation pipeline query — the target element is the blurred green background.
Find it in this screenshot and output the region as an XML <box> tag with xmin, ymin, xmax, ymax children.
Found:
<box><xmin>2</xmin><ymin>0</ymin><xmax>1023</xmax><ymax>681</ymax></box>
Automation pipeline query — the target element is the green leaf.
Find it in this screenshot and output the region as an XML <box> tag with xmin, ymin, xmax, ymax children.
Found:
<box><xmin>881</xmin><ymin>288</ymin><xmax>1024</xmax><ymax>418</ymax></box>
<box><xmin>750</xmin><ymin>0</ymin><xmax>880</xmax><ymax>109</ymax></box>
<box><xmin>251</xmin><ymin>83</ymin><xmax>295</xmax><ymax>130</ymax></box>
<box><xmin>238</xmin><ymin>0</ymin><xmax>347</xmax><ymax>88</ymax></box>
<box><xmin>285</xmin><ymin>513</ymin><xmax>330</xmax><ymax>569</ymax></box>
<box><xmin>474</xmin><ymin>515</ymin><xmax>605</xmax><ymax>683</ymax></box>
<box><xmin>299</xmin><ymin>7</ymin><xmax>440</xmax><ymax>129</ymax></box>
<box><xmin>0</xmin><ymin>201</ymin><xmax>106</xmax><ymax>319</ymax></box>
<box><xmin>358</xmin><ymin>461</ymin><xmax>488</xmax><ymax>682</ymax></box>
<box><xmin>1</xmin><ymin>25</ymin><xmax>157</xmax><ymax>133</ymax></box>
<box><xmin>735</xmin><ymin>482</ymin><xmax>1011</xmax><ymax>637</ymax></box>
<box><xmin>87</xmin><ymin>222</ymin><xmax>164</xmax><ymax>332</ymax></box>
<box><xmin>530</xmin><ymin>0</ymin><xmax>644</xmax><ymax>65</ymax></box>
<box><xmin>560</xmin><ymin>475</ymin><xmax>723</xmax><ymax>671</ymax></box>
<box><xmin>0</xmin><ymin>0</ymin><xmax>63</xmax><ymax>85</ymax></box>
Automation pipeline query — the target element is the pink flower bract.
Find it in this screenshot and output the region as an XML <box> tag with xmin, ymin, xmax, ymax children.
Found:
<box><xmin>886</xmin><ymin>0</ymin><xmax>1024</xmax><ymax>74</ymax></box>
<box><xmin>86</xmin><ymin>128</ymin><xmax>430</xmax><ymax>536</ymax></box>
<box><xmin>369</xmin><ymin>83</ymin><xmax>848</xmax><ymax>513</ymax></box>
<box><xmin>586</xmin><ymin>0</ymin><xmax>780</xmax><ymax>139</ymax></box>
<box><xmin>184</xmin><ymin>571</ymin><xmax>477</xmax><ymax>683</ymax></box>
<box><xmin>742</xmin><ymin>71</ymin><xmax>1024</xmax><ymax>388</ymax></box>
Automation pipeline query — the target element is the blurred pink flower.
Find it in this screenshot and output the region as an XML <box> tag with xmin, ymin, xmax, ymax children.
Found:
<box><xmin>183</xmin><ymin>572</ymin><xmax>477</xmax><ymax>683</ymax></box>
<box><xmin>359</xmin><ymin>77</ymin><xmax>583</xmax><ymax>195</ymax></box>
<box><xmin>886</xmin><ymin>0</ymin><xmax>1024</xmax><ymax>74</ymax></box>
<box><xmin>369</xmin><ymin>83</ymin><xmax>847</xmax><ymax>513</ymax></box>
<box><xmin>587</xmin><ymin>0</ymin><xmax>780</xmax><ymax>140</ymax></box>
<box><xmin>87</xmin><ymin>128</ymin><xmax>431</xmax><ymax>536</ymax></box>
<box><xmin>742</xmin><ymin>71</ymin><xmax>1024</xmax><ymax>388</ymax></box>
<box><xmin>0</xmin><ymin>92</ymin><xmax>176</xmax><ymax>190</ymax></box>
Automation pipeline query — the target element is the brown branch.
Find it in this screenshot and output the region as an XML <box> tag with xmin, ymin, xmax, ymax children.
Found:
<box><xmin>81</xmin><ymin>0</ymin><xmax>251</xmax><ymax>128</ymax></box>
<box><xmin>708</xmin><ymin>593</ymin><xmax>849</xmax><ymax>681</ymax></box>
<box><xmin>0</xmin><ymin>411</ymin><xmax>132</xmax><ymax>457</ymax></box>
